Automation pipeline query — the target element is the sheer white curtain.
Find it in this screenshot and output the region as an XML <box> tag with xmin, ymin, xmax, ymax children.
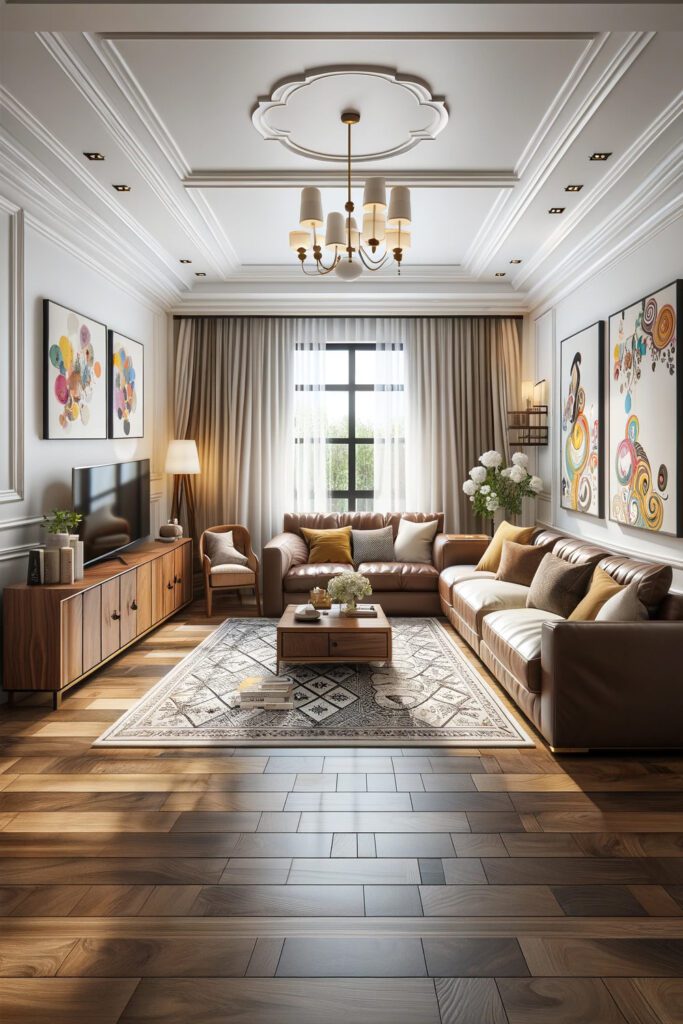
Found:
<box><xmin>373</xmin><ymin>342</ymin><xmax>406</xmax><ymax>510</ymax></box>
<box><xmin>292</xmin><ymin>331</ymin><xmax>327</xmax><ymax>512</ymax></box>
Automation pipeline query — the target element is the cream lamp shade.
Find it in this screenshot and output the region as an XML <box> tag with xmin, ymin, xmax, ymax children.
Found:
<box><xmin>348</xmin><ymin>216</ymin><xmax>361</xmax><ymax>251</ymax></box>
<box><xmin>386</xmin><ymin>228</ymin><xmax>411</xmax><ymax>251</ymax></box>
<box><xmin>164</xmin><ymin>440</ymin><xmax>200</xmax><ymax>475</ymax></box>
<box><xmin>362</xmin><ymin>177</ymin><xmax>387</xmax><ymax>212</ymax></box>
<box><xmin>325</xmin><ymin>211</ymin><xmax>346</xmax><ymax>249</ymax></box>
<box><xmin>289</xmin><ymin>230</ymin><xmax>310</xmax><ymax>252</ymax></box>
<box><xmin>299</xmin><ymin>187</ymin><xmax>324</xmax><ymax>228</ymax></box>
<box><xmin>362</xmin><ymin>211</ymin><xmax>386</xmax><ymax>244</ymax></box>
<box><xmin>387</xmin><ymin>186</ymin><xmax>412</xmax><ymax>227</ymax></box>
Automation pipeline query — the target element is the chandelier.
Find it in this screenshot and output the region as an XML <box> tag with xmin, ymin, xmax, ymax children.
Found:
<box><xmin>289</xmin><ymin>111</ymin><xmax>412</xmax><ymax>279</ymax></box>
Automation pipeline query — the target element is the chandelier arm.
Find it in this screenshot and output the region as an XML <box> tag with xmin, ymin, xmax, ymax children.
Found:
<box><xmin>358</xmin><ymin>245</ymin><xmax>390</xmax><ymax>268</ymax></box>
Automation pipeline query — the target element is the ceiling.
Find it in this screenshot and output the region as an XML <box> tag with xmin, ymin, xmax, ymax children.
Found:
<box><xmin>1</xmin><ymin>3</ymin><xmax>682</xmax><ymax>312</ymax></box>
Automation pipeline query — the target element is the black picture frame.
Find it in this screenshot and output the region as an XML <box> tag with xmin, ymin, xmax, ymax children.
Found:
<box><xmin>43</xmin><ymin>298</ymin><xmax>108</xmax><ymax>439</ymax></box>
<box><xmin>607</xmin><ymin>278</ymin><xmax>682</xmax><ymax>538</ymax></box>
<box><xmin>559</xmin><ymin>320</ymin><xmax>605</xmax><ymax>519</ymax></box>
<box><xmin>107</xmin><ymin>329</ymin><xmax>145</xmax><ymax>439</ymax></box>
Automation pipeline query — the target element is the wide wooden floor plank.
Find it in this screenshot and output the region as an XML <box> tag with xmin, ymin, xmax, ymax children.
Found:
<box><xmin>0</xmin><ymin>978</ymin><xmax>140</xmax><ymax>1023</ymax></box>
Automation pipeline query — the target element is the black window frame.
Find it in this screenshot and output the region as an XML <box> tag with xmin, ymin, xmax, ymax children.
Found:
<box><xmin>294</xmin><ymin>342</ymin><xmax>404</xmax><ymax>511</ymax></box>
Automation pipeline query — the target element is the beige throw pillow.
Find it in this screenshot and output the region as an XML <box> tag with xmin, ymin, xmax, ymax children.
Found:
<box><xmin>393</xmin><ymin>518</ymin><xmax>438</xmax><ymax>564</ymax></box>
<box><xmin>596</xmin><ymin>581</ymin><xmax>649</xmax><ymax>622</ymax></box>
<box><xmin>526</xmin><ymin>552</ymin><xmax>593</xmax><ymax>618</ymax></box>
<box><xmin>203</xmin><ymin>530</ymin><xmax>248</xmax><ymax>567</ymax></box>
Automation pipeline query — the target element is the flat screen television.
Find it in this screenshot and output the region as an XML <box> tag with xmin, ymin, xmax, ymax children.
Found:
<box><xmin>73</xmin><ymin>459</ymin><xmax>151</xmax><ymax>566</ymax></box>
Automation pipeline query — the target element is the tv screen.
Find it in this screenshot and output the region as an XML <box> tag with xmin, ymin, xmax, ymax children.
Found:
<box><xmin>73</xmin><ymin>459</ymin><xmax>151</xmax><ymax>565</ymax></box>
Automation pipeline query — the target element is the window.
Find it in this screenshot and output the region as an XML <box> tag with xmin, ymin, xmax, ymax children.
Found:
<box><xmin>294</xmin><ymin>343</ymin><xmax>405</xmax><ymax>511</ymax></box>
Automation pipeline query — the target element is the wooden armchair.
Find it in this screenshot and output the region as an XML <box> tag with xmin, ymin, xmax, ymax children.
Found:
<box><xmin>200</xmin><ymin>524</ymin><xmax>262</xmax><ymax>617</ymax></box>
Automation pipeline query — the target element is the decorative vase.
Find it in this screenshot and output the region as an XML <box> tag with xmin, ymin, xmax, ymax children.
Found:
<box><xmin>46</xmin><ymin>531</ymin><xmax>69</xmax><ymax>550</ymax></box>
<box><xmin>344</xmin><ymin>597</ymin><xmax>356</xmax><ymax>613</ymax></box>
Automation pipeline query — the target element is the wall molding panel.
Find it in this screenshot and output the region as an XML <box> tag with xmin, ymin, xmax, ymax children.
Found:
<box><xmin>0</xmin><ymin>198</ymin><xmax>24</xmax><ymax>506</ymax></box>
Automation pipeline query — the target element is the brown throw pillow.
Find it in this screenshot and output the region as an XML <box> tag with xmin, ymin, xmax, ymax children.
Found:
<box><xmin>496</xmin><ymin>540</ymin><xmax>554</xmax><ymax>587</ymax></box>
<box><xmin>301</xmin><ymin>526</ymin><xmax>353</xmax><ymax>565</ymax></box>
<box><xmin>476</xmin><ymin>521</ymin><xmax>536</xmax><ymax>573</ymax></box>
<box><xmin>526</xmin><ymin>552</ymin><xmax>593</xmax><ymax>618</ymax></box>
<box><xmin>568</xmin><ymin>566</ymin><xmax>625</xmax><ymax>621</ymax></box>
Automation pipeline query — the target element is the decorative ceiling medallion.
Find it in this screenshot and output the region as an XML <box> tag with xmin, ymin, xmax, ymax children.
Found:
<box><xmin>252</xmin><ymin>65</ymin><xmax>448</xmax><ymax>163</ymax></box>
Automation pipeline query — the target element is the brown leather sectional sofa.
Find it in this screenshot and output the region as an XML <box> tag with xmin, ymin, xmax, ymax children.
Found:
<box><xmin>439</xmin><ymin>528</ymin><xmax>683</xmax><ymax>751</ymax></box>
<box><xmin>263</xmin><ymin>512</ymin><xmax>487</xmax><ymax>617</ymax></box>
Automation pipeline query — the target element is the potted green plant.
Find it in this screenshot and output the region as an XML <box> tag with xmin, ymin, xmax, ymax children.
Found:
<box><xmin>41</xmin><ymin>509</ymin><xmax>83</xmax><ymax>549</ymax></box>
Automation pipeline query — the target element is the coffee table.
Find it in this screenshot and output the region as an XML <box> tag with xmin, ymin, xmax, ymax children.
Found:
<box><xmin>276</xmin><ymin>603</ymin><xmax>392</xmax><ymax>674</ymax></box>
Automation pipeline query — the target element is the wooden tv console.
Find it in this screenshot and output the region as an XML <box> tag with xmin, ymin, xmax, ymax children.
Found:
<box><xmin>3</xmin><ymin>538</ymin><xmax>192</xmax><ymax>709</ymax></box>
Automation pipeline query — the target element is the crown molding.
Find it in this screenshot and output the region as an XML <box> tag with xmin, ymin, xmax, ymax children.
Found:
<box><xmin>0</xmin><ymin>83</ymin><xmax>190</xmax><ymax>292</ymax></box>
<box><xmin>514</xmin><ymin>91</ymin><xmax>683</xmax><ymax>289</ymax></box>
<box><xmin>465</xmin><ymin>30</ymin><xmax>654</xmax><ymax>276</ymax></box>
<box><xmin>183</xmin><ymin>168</ymin><xmax>517</xmax><ymax>189</ymax></box>
<box><xmin>0</xmin><ymin>130</ymin><xmax>175</xmax><ymax>311</ymax></box>
<box><xmin>527</xmin><ymin>141</ymin><xmax>683</xmax><ymax>313</ymax></box>
<box><xmin>37</xmin><ymin>31</ymin><xmax>240</xmax><ymax>278</ymax></box>
<box><xmin>0</xmin><ymin>199</ymin><xmax>24</xmax><ymax>507</ymax></box>
<box><xmin>170</xmin><ymin>290</ymin><xmax>529</xmax><ymax>317</ymax></box>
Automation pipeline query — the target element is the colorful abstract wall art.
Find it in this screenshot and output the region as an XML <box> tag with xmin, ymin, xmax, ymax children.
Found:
<box><xmin>608</xmin><ymin>279</ymin><xmax>682</xmax><ymax>537</ymax></box>
<box><xmin>43</xmin><ymin>300</ymin><xmax>107</xmax><ymax>439</ymax></box>
<box><xmin>560</xmin><ymin>320</ymin><xmax>604</xmax><ymax>518</ymax></box>
<box><xmin>109</xmin><ymin>331</ymin><xmax>144</xmax><ymax>439</ymax></box>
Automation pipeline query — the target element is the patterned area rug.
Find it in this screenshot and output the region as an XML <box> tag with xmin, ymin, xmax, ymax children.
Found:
<box><xmin>95</xmin><ymin>617</ymin><xmax>533</xmax><ymax>747</ymax></box>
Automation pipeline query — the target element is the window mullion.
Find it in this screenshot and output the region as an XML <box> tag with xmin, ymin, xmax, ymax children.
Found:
<box><xmin>348</xmin><ymin>347</ymin><xmax>356</xmax><ymax>511</ymax></box>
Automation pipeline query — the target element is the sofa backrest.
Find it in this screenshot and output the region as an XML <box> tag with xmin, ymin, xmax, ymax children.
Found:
<box><xmin>282</xmin><ymin>512</ymin><xmax>444</xmax><ymax>539</ymax></box>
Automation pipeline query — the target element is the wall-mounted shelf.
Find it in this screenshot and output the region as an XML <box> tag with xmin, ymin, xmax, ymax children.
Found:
<box><xmin>507</xmin><ymin>406</ymin><xmax>548</xmax><ymax>447</ymax></box>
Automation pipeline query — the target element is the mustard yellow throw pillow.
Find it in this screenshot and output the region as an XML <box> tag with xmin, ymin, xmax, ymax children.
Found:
<box><xmin>568</xmin><ymin>566</ymin><xmax>624</xmax><ymax>621</ymax></box>
<box><xmin>301</xmin><ymin>526</ymin><xmax>353</xmax><ymax>565</ymax></box>
<box><xmin>476</xmin><ymin>521</ymin><xmax>536</xmax><ymax>574</ymax></box>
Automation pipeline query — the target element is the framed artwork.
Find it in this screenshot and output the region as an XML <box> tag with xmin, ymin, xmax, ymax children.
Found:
<box><xmin>108</xmin><ymin>330</ymin><xmax>144</xmax><ymax>438</ymax></box>
<box><xmin>608</xmin><ymin>279</ymin><xmax>682</xmax><ymax>537</ymax></box>
<box><xmin>43</xmin><ymin>299</ymin><xmax>107</xmax><ymax>439</ymax></box>
<box><xmin>559</xmin><ymin>320</ymin><xmax>604</xmax><ymax>518</ymax></box>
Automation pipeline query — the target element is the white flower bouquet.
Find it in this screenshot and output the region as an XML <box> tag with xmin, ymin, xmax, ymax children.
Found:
<box><xmin>462</xmin><ymin>450</ymin><xmax>543</xmax><ymax>520</ymax></box>
<box><xmin>327</xmin><ymin>571</ymin><xmax>372</xmax><ymax>611</ymax></box>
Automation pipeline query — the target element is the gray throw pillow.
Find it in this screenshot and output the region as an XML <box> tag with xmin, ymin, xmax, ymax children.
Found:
<box><xmin>596</xmin><ymin>581</ymin><xmax>648</xmax><ymax>621</ymax></box>
<box><xmin>352</xmin><ymin>525</ymin><xmax>395</xmax><ymax>565</ymax></box>
<box><xmin>526</xmin><ymin>552</ymin><xmax>593</xmax><ymax>618</ymax></box>
<box><xmin>203</xmin><ymin>529</ymin><xmax>248</xmax><ymax>567</ymax></box>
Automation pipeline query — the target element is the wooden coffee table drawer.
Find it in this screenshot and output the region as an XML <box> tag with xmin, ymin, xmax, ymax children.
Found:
<box><xmin>329</xmin><ymin>631</ymin><xmax>389</xmax><ymax>659</ymax></box>
<box><xmin>281</xmin><ymin>632</ymin><xmax>329</xmax><ymax>660</ymax></box>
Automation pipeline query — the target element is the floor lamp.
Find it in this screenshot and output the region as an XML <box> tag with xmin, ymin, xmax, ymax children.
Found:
<box><xmin>165</xmin><ymin>440</ymin><xmax>201</xmax><ymax>541</ymax></box>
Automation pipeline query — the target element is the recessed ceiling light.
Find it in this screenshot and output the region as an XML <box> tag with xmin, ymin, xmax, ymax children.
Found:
<box><xmin>83</xmin><ymin>152</ymin><xmax>105</xmax><ymax>161</ymax></box>
<box><xmin>495</xmin><ymin>272</ymin><xmax>506</xmax><ymax>277</ymax></box>
<box><xmin>195</xmin><ymin>272</ymin><xmax>206</xmax><ymax>277</ymax></box>
<box><xmin>113</xmin><ymin>184</ymin><xmax>131</xmax><ymax>192</ymax></box>
<box><xmin>549</xmin><ymin>207</ymin><xmax>565</xmax><ymax>214</ymax></box>
<box><xmin>565</xmin><ymin>184</ymin><xmax>583</xmax><ymax>192</ymax></box>
<box><xmin>589</xmin><ymin>152</ymin><xmax>612</xmax><ymax>161</ymax></box>
<box><xmin>509</xmin><ymin>259</ymin><xmax>522</xmax><ymax>264</ymax></box>
<box><xmin>179</xmin><ymin>259</ymin><xmax>192</xmax><ymax>264</ymax></box>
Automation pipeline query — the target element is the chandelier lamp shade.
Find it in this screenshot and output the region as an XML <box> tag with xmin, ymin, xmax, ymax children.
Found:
<box><xmin>288</xmin><ymin>111</ymin><xmax>412</xmax><ymax>278</ymax></box>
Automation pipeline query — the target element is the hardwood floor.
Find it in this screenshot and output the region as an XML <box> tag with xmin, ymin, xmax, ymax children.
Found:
<box><xmin>1</xmin><ymin>595</ymin><xmax>682</xmax><ymax>1023</ymax></box>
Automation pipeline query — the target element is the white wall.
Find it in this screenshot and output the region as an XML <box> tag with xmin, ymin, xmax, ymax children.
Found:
<box><xmin>0</xmin><ymin>202</ymin><xmax>171</xmax><ymax>691</ymax></box>
<box><xmin>526</xmin><ymin>217</ymin><xmax>683</xmax><ymax>590</ymax></box>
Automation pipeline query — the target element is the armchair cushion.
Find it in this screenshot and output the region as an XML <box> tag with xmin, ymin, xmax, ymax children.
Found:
<box><xmin>203</xmin><ymin>529</ymin><xmax>248</xmax><ymax>567</ymax></box>
<box><xmin>210</xmin><ymin>564</ymin><xmax>255</xmax><ymax>587</ymax></box>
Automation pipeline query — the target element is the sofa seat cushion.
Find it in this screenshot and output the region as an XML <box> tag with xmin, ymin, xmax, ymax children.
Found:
<box><xmin>357</xmin><ymin>561</ymin><xmax>439</xmax><ymax>592</ymax></box>
<box><xmin>451</xmin><ymin>578</ymin><xmax>530</xmax><ymax>636</ymax></box>
<box><xmin>482</xmin><ymin>608</ymin><xmax>563</xmax><ymax>693</ymax></box>
<box><xmin>438</xmin><ymin>565</ymin><xmax>495</xmax><ymax>605</ymax></box>
<box><xmin>210</xmin><ymin>564</ymin><xmax>255</xmax><ymax>588</ymax></box>
<box><xmin>284</xmin><ymin>563</ymin><xmax>350</xmax><ymax>592</ymax></box>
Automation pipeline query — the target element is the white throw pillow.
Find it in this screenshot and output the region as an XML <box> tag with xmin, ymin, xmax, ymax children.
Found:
<box><xmin>595</xmin><ymin>581</ymin><xmax>648</xmax><ymax>622</ymax></box>
<box><xmin>203</xmin><ymin>530</ymin><xmax>248</xmax><ymax>567</ymax></box>
<box><xmin>393</xmin><ymin>518</ymin><xmax>439</xmax><ymax>564</ymax></box>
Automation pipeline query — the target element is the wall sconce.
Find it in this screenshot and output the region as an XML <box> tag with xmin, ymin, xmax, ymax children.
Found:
<box><xmin>533</xmin><ymin>378</ymin><xmax>548</xmax><ymax>409</ymax></box>
<box><xmin>521</xmin><ymin>380</ymin><xmax>534</xmax><ymax>410</ymax></box>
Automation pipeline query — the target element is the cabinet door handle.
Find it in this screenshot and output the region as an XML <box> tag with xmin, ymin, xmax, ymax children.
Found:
<box><xmin>112</xmin><ymin>610</ymin><xmax>121</xmax><ymax>621</ymax></box>
<box><xmin>176</xmin><ymin>576</ymin><xmax>182</xmax><ymax>584</ymax></box>
<box><xmin>167</xmin><ymin>581</ymin><xmax>174</xmax><ymax>590</ymax></box>
<box><xmin>131</xmin><ymin>600</ymin><xmax>138</xmax><ymax>611</ymax></box>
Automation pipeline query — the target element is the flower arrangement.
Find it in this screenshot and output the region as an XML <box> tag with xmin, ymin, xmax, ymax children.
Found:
<box><xmin>462</xmin><ymin>450</ymin><xmax>543</xmax><ymax>520</ymax></box>
<box><xmin>327</xmin><ymin>570</ymin><xmax>372</xmax><ymax>611</ymax></box>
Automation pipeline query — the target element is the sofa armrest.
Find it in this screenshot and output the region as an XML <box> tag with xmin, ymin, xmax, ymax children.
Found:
<box><xmin>262</xmin><ymin>532</ymin><xmax>308</xmax><ymax>616</ymax></box>
<box><xmin>540</xmin><ymin>620</ymin><xmax>683</xmax><ymax>749</ymax></box>
<box><xmin>432</xmin><ymin>533</ymin><xmax>490</xmax><ymax>571</ymax></box>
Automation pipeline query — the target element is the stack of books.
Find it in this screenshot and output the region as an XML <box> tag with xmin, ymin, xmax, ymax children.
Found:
<box><xmin>239</xmin><ymin>676</ymin><xmax>294</xmax><ymax>710</ymax></box>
